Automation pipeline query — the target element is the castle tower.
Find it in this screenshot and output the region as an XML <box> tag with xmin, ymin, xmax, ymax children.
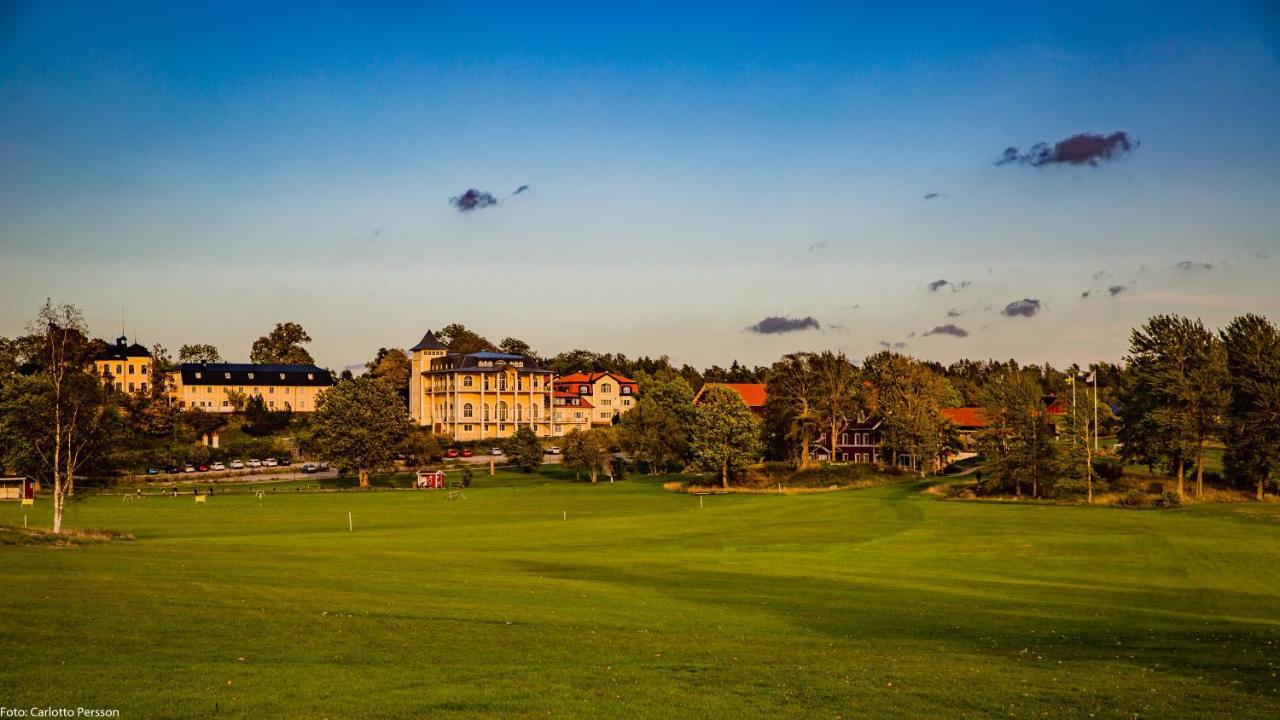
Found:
<box><xmin>408</xmin><ymin>330</ymin><xmax>448</xmax><ymax>426</ymax></box>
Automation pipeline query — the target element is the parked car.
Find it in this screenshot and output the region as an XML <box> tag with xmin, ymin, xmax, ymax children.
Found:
<box><xmin>230</xmin><ymin>460</ymin><xmax>244</xmax><ymax>470</ymax></box>
<box><xmin>445</xmin><ymin>449</ymin><xmax>459</xmax><ymax>458</ymax></box>
<box><xmin>166</xmin><ymin>466</ymin><xmax>182</xmax><ymax>474</ymax></box>
<box><xmin>491</xmin><ymin>447</ymin><xmax>503</xmax><ymax>456</ymax></box>
<box><xmin>461</xmin><ymin>448</ymin><xmax>473</xmax><ymax>458</ymax></box>
<box><xmin>546</xmin><ymin>446</ymin><xmax>562</xmax><ymax>455</ymax></box>
<box><xmin>197</xmin><ymin>464</ymin><xmax>210</xmax><ymax>472</ymax></box>
<box><xmin>248</xmin><ymin>459</ymin><xmax>262</xmax><ymax>468</ymax></box>
<box><xmin>146</xmin><ymin>468</ymin><xmax>159</xmax><ymax>475</ymax></box>
<box><xmin>183</xmin><ymin>464</ymin><xmax>195</xmax><ymax>473</ymax></box>
<box><xmin>264</xmin><ymin>458</ymin><xmax>278</xmax><ymax>467</ymax></box>
<box><xmin>278</xmin><ymin>458</ymin><xmax>292</xmax><ymax>466</ymax></box>
<box><xmin>301</xmin><ymin>463</ymin><xmax>318</xmax><ymax>474</ymax></box>
<box><xmin>211</xmin><ymin>462</ymin><xmax>226</xmax><ymax>471</ymax></box>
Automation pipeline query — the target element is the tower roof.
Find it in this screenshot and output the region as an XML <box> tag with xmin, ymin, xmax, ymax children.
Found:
<box><xmin>410</xmin><ymin>330</ymin><xmax>448</xmax><ymax>352</ymax></box>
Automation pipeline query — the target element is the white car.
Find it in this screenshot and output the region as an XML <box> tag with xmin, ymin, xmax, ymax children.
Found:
<box><xmin>248</xmin><ymin>459</ymin><xmax>262</xmax><ymax>468</ymax></box>
<box><xmin>491</xmin><ymin>448</ymin><xmax>503</xmax><ymax>456</ymax></box>
<box><xmin>211</xmin><ymin>462</ymin><xmax>226</xmax><ymax>471</ymax></box>
<box><xmin>183</xmin><ymin>464</ymin><xmax>195</xmax><ymax>473</ymax></box>
<box><xmin>230</xmin><ymin>460</ymin><xmax>244</xmax><ymax>470</ymax></box>
<box><xmin>264</xmin><ymin>458</ymin><xmax>278</xmax><ymax>467</ymax></box>
<box><xmin>546</xmin><ymin>446</ymin><xmax>562</xmax><ymax>455</ymax></box>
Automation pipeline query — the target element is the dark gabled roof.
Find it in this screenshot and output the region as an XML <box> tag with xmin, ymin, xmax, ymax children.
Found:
<box><xmin>424</xmin><ymin>351</ymin><xmax>553</xmax><ymax>374</ymax></box>
<box><xmin>96</xmin><ymin>336</ymin><xmax>151</xmax><ymax>360</ymax></box>
<box><xmin>410</xmin><ymin>331</ymin><xmax>448</xmax><ymax>352</ymax></box>
<box><xmin>176</xmin><ymin>363</ymin><xmax>334</xmax><ymax>387</ymax></box>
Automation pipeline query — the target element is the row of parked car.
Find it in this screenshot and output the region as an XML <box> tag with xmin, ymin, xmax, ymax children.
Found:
<box><xmin>148</xmin><ymin>458</ymin><xmax>296</xmax><ymax>475</ymax></box>
<box><xmin>442</xmin><ymin>446</ymin><xmax>562</xmax><ymax>459</ymax></box>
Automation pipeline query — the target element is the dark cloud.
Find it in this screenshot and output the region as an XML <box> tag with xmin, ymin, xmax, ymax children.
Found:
<box><xmin>947</xmin><ymin>308</ymin><xmax>964</xmax><ymax>318</ymax></box>
<box><xmin>1091</xmin><ymin>270</ymin><xmax>1108</xmax><ymax>280</ymax></box>
<box><xmin>1001</xmin><ymin>298</ymin><xmax>1042</xmax><ymax>318</ymax></box>
<box><xmin>996</xmin><ymin>131</ymin><xmax>1138</xmax><ymax>168</ymax></box>
<box><xmin>928</xmin><ymin>279</ymin><xmax>971</xmax><ymax>293</ymax></box>
<box><xmin>513</xmin><ymin>184</ymin><xmax>530</xmax><ymax>195</ymax></box>
<box><xmin>450</xmin><ymin>189</ymin><xmax>500</xmax><ymax>212</ymax></box>
<box><xmin>923</xmin><ymin>192</ymin><xmax>941</xmax><ymax>200</ymax></box>
<box><xmin>927</xmin><ymin>279</ymin><xmax>950</xmax><ymax>292</ymax></box>
<box><xmin>1174</xmin><ymin>260</ymin><xmax>1213</xmax><ymax>271</ymax></box>
<box><xmin>878</xmin><ymin>340</ymin><xmax>909</xmax><ymax>350</ymax></box>
<box><xmin>827</xmin><ymin>323</ymin><xmax>848</xmax><ymax>332</ymax></box>
<box><xmin>1108</xmin><ymin>285</ymin><xmax>1127</xmax><ymax>297</ymax></box>
<box><xmin>808</xmin><ymin>242</ymin><xmax>829</xmax><ymax>252</ymax></box>
<box><xmin>747</xmin><ymin>316</ymin><xmax>821</xmax><ymax>334</ymax></box>
<box><xmin>1081</xmin><ymin>290</ymin><xmax>1092</xmax><ymax>299</ymax></box>
<box><xmin>956</xmin><ymin>280</ymin><xmax>971</xmax><ymax>290</ymax></box>
<box><xmin>924</xmin><ymin>323</ymin><xmax>969</xmax><ymax>338</ymax></box>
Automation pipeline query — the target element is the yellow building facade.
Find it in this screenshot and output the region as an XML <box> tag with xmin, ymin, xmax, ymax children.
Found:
<box><xmin>167</xmin><ymin>363</ymin><xmax>334</xmax><ymax>413</ymax></box>
<box><xmin>408</xmin><ymin>331</ymin><xmax>557</xmax><ymax>440</ymax></box>
<box><xmin>92</xmin><ymin>336</ymin><xmax>153</xmax><ymax>394</ymax></box>
<box><xmin>552</xmin><ymin>372</ymin><xmax>639</xmax><ymax>427</ymax></box>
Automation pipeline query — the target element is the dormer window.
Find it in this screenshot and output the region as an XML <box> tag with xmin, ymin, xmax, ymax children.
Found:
<box><xmin>579</xmin><ymin>385</ymin><xmax>589</xmax><ymax>394</ymax></box>
<box><xmin>194</xmin><ymin>372</ymin><xmax>202</xmax><ymax>379</ymax></box>
<box><xmin>307</xmin><ymin>373</ymin><xmax>314</xmax><ymax>380</ymax></box>
<box><xmin>224</xmin><ymin>373</ymin><xmax>231</xmax><ymax>379</ymax></box>
<box><xmin>279</xmin><ymin>373</ymin><xmax>286</xmax><ymax>380</ymax></box>
<box><xmin>248</xmin><ymin>373</ymin><xmax>255</xmax><ymax>380</ymax></box>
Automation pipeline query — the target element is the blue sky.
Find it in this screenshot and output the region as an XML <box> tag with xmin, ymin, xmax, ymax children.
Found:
<box><xmin>1</xmin><ymin>1</ymin><xmax>1277</xmax><ymax>370</ymax></box>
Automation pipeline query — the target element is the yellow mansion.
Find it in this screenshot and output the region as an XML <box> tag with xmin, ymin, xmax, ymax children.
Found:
<box><xmin>92</xmin><ymin>336</ymin><xmax>153</xmax><ymax>394</ymax></box>
<box><xmin>167</xmin><ymin>363</ymin><xmax>334</xmax><ymax>413</ymax></box>
<box><xmin>408</xmin><ymin>331</ymin><xmax>558</xmax><ymax>440</ymax></box>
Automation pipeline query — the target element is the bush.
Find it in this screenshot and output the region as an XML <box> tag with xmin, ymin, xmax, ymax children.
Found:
<box><xmin>1092</xmin><ymin>457</ymin><xmax>1124</xmax><ymax>483</ymax></box>
<box><xmin>1161</xmin><ymin>490</ymin><xmax>1182</xmax><ymax>508</ymax></box>
<box><xmin>609</xmin><ymin>456</ymin><xmax>627</xmax><ymax>481</ymax></box>
<box><xmin>1118</xmin><ymin>489</ymin><xmax>1148</xmax><ymax>508</ymax></box>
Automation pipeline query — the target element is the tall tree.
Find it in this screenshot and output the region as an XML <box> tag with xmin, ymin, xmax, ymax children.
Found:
<box><xmin>435</xmin><ymin>323</ymin><xmax>495</xmax><ymax>354</ymax></box>
<box><xmin>691</xmin><ymin>385</ymin><xmax>762</xmax><ymax>488</ymax></box>
<box><xmin>312</xmin><ymin>377</ymin><xmax>411</xmax><ymax>488</ymax></box>
<box><xmin>178</xmin><ymin>343</ymin><xmax>222</xmax><ymax>364</ymax></box>
<box><xmin>365</xmin><ymin>347</ymin><xmax>411</xmax><ymax>391</ymax></box>
<box><xmin>811</xmin><ymin>351</ymin><xmax>862</xmax><ymax>465</ymax></box>
<box><xmin>863</xmin><ymin>351</ymin><xmax>954</xmax><ymax>475</ymax></box>
<box><xmin>617</xmin><ymin>396</ymin><xmax>686</xmax><ymax>473</ymax></box>
<box><xmin>249</xmin><ymin>322</ymin><xmax>314</xmax><ymax>365</ymax></box>
<box><xmin>763</xmin><ymin>352</ymin><xmax>819</xmax><ymax>467</ymax></box>
<box><xmin>498</xmin><ymin>337</ymin><xmax>535</xmax><ymax>357</ymax></box>
<box><xmin>1220</xmin><ymin>315</ymin><xmax>1280</xmax><ymax>500</ymax></box>
<box><xmin>503</xmin><ymin>426</ymin><xmax>544</xmax><ymax>473</ymax></box>
<box><xmin>977</xmin><ymin>370</ymin><xmax>1059</xmax><ymax>498</ymax></box>
<box><xmin>563</xmin><ymin>427</ymin><xmax>613</xmax><ymax>482</ymax></box>
<box><xmin>1120</xmin><ymin>315</ymin><xmax>1229</xmax><ymax>499</ymax></box>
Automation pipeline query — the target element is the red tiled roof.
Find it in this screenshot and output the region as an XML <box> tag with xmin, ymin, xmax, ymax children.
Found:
<box><xmin>942</xmin><ymin>406</ymin><xmax>988</xmax><ymax>428</ymax></box>
<box><xmin>554</xmin><ymin>371</ymin><xmax>638</xmax><ymax>386</ymax></box>
<box><xmin>695</xmin><ymin>382</ymin><xmax>767</xmax><ymax>409</ymax></box>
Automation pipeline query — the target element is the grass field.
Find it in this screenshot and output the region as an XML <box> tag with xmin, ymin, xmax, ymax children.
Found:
<box><xmin>2</xmin><ymin>468</ymin><xmax>1278</xmax><ymax>719</ymax></box>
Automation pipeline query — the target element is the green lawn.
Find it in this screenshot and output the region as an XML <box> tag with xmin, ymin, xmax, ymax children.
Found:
<box><xmin>2</xmin><ymin>468</ymin><xmax>1278</xmax><ymax>719</ymax></box>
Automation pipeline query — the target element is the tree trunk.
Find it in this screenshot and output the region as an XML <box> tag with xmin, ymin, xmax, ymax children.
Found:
<box><xmin>358</xmin><ymin>468</ymin><xmax>370</xmax><ymax>488</ymax></box>
<box><xmin>1195</xmin><ymin>444</ymin><xmax>1204</xmax><ymax>499</ymax></box>
<box><xmin>53</xmin><ymin>402</ymin><xmax>63</xmax><ymax>535</ymax></box>
<box><xmin>590</xmin><ymin>467</ymin><xmax>597</xmax><ymax>483</ymax></box>
<box><xmin>721</xmin><ymin>459</ymin><xmax>729</xmax><ymax>489</ymax></box>
<box><xmin>1176</xmin><ymin>460</ymin><xmax>1184</xmax><ymax>499</ymax></box>
<box><xmin>1259</xmin><ymin>473</ymin><xmax>1266</xmax><ymax>502</ymax></box>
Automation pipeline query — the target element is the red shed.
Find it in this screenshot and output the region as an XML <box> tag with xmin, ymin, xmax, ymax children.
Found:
<box><xmin>0</xmin><ymin>476</ymin><xmax>35</xmax><ymax>501</ymax></box>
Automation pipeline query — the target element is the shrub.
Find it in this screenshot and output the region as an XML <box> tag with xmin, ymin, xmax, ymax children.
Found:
<box><xmin>1118</xmin><ymin>489</ymin><xmax>1148</xmax><ymax>508</ymax></box>
<box><xmin>1092</xmin><ymin>457</ymin><xmax>1124</xmax><ymax>483</ymax></box>
<box><xmin>1161</xmin><ymin>490</ymin><xmax>1182</xmax><ymax>508</ymax></box>
<box><xmin>609</xmin><ymin>456</ymin><xmax>627</xmax><ymax>481</ymax></box>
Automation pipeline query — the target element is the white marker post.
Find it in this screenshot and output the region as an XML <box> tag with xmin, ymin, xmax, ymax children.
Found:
<box><xmin>699</xmin><ymin>495</ymin><xmax>703</xmax><ymax>509</ymax></box>
<box><xmin>348</xmin><ymin>512</ymin><xmax>353</xmax><ymax>532</ymax></box>
<box><xmin>563</xmin><ymin>510</ymin><xmax>566</xmax><ymax>521</ymax></box>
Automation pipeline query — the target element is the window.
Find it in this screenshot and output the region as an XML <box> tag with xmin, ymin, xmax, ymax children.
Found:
<box><xmin>128</xmin><ymin>365</ymin><xmax>135</xmax><ymax>374</ymax></box>
<box><xmin>840</xmin><ymin>433</ymin><xmax>848</xmax><ymax>445</ymax></box>
<box><xmin>600</xmin><ymin>399</ymin><xmax>611</xmax><ymax>407</ymax></box>
<box><xmin>499</xmin><ymin>378</ymin><xmax>508</xmax><ymax>391</ymax></box>
<box><xmin>194</xmin><ymin>371</ymin><xmax>202</xmax><ymax>379</ymax></box>
<box><xmin>464</xmin><ymin>376</ymin><xmax>473</xmax><ymax>388</ymax></box>
<box><xmin>140</xmin><ymin>382</ymin><xmax>147</xmax><ymax>392</ymax></box>
<box><xmin>579</xmin><ymin>385</ymin><xmax>589</xmax><ymax>394</ymax></box>
<box><xmin>307</xmin><ymin>373</ymin><xmax>314</xmax><ymax>380</ymax></box>
<box><xmin>269</xmin><ymin>400</ymin><xmax>275</xmax><ymax>408</ymax></box>
<box><xmin>516</xmin><ymin>404</ymin><xmax>523</xmax><ymax>421</ymax></box>
<box><xmin>622</xmin><ymin>398</ymin><xmax>631</xmax><ymax>407</ymax></box>
<box><xmin>116</xmin><ymin>364</ymin><xmax>123</xmax><ymax>375</ymax></box>
<box><xmin>464</xmin><ymin>425</ymin><xmax>472</xmax><ymax>431</ymax></box>
<box><xmin>207</xmin><ymin>386</ymin><xmax>213</xmax><ymax>394</ymax></box>
<box><xmin>601</xmin><ymin>383</ymin><xmax>612</xmax><ymax>393</ymax></box>
<box><xmin>269</xmin><ymin>387</ymin><xmax>275</xmax><ymax>394</ymax></box>
<box><xmin>279</xmin><ymin>373</ymin><xmax>285</xmax><ymax>380</ymax></box>
<box><xmin>128</xmin><ymin>382</ymin><xmax>135</xmax><ymax>392</ymax></box>
<box><xmin>483</xmin><ymin>404</ymin><xmax>490</xmax><ymax>421</ymax></box>
<box><xmin>141</xmin><ymin>365</ymin><xmax>148</xmax><ymax>375</ymax></box>
<box><xmin>531</xmin><ymin>405</ymin><xmax>539</xmax><ymax>419</ymax></box>
<box><xmin>463</xmin><ymin>403</ymin><xmax>474</xmax><ymax>418</ymax></box>
<box><xmin>223</xmin><ymin>401</ymin><xmax>229</xmax><ymax>407</ymax></box>
<box><xmin>498</xmin><ymin>402</ymin><xmax>509</xmax><ymax>421</ymax></box>
<box><xmin>225</xmin><ymin>372</ymin><xmax>232</xmax><ymax>379</ymax></box>
<box><xmin>247</xmin><ymin>373</ymin><xmax>255</xmax><ymax>380</ymax></box>
<box><xmin>574</xmin><ymin>411</ymin><xmax>583</xmax><ymax>419</ymax></box>
<box><xmin>621</xmin><ymin>386</ymin><xmax>632</xmax><ymax>395</ymax></box>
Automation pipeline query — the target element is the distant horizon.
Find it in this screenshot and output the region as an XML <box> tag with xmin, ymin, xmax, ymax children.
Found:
<box><xmin>2</xmin><ymin>1</ymin><xmax>1277</xmax><ymax>371</ymax></box>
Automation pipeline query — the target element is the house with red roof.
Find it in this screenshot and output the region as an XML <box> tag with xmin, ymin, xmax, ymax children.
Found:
<box><xmin>692</xmin><ymin>383</ymin><xmax>767</xmax><ymax>414</ymax></box>
<box><xmin>552</xmin><ymin>371</ymin><xmax>639</xmax><ymax>428</ymax></box>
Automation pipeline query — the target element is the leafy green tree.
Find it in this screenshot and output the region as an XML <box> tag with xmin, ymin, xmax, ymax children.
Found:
<box><xmin>249</xmin><ymin>322</ymin><xmax>314</xmax><ymax>365</ymax></box>
<box><xmin>691</xmin><ymin>385</ymin><xmax>762</xmax><ymax>487</ymax></box>
<box><xmin>1220</xmin><ymin>315</ymin><xmax>1280</xmax><ymax>500</ymax></box>
<box><xmin>811</xmin><ymin>351</ymin><xmax>862</xmax><ymax>465</ymax></box>
<box><xmin>617</xmin><ymin>396</ymin><xmax>686</xmax><ymax>473</ymax></box>
<box><xmin>178</xmin><ymin>343</ymin><xmax>222</xmax><ymax>364</ymax></box>
<box><xmin>563</xmin><ymin>428</ymin><xmax>613</xmax><ymax>482</ymax></box>
<box><xmin>243</xmin><ymin>394</ymin><xmax>292</xmax><ymax>436</ymax></box>
<box><xmin>312</xmin><ymin>377</ymin><xmax>411</xmax><ymax>487</ymax></box>
<box><xmin>498</xmin><ymin>337</ymin><xmax>536</xmax><ymax>357</ymax></box>
<box><xmin>435</xmin><ymin>324</ymin><xmax>495</xmax><ymax>354</ymax></box>
<box><xmin>1120</xmin><ymin>315</ymin><xmax>1229</xmax><ymax>498</ymax></box>
<box><xmin>365</xmin><ymin>347</ymin><xmax>411</xmax><ymax>391</ymax></box>
<box><xmin>398</xmin><ymin>428</ymin><xmax>443</xmax><ymax>467</ymax></box>
<box><xmin>863</xmin><ymin>351</ymin><xmax>955</xmax><ymax>475</ymax></box>
<box><xmin>764</xmin><ymin>352</ymin><xmax>819</xmax><ymax>467</ymax></box>
<box><xmin>502</xmin><ymin>426</ymin><xmax>543</xmax><ymax>473</ymax></box>
<box><xmin>977</xmin><ymin>370</ymin><xmax>1059</xmax><ymax>498</ymax></box>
